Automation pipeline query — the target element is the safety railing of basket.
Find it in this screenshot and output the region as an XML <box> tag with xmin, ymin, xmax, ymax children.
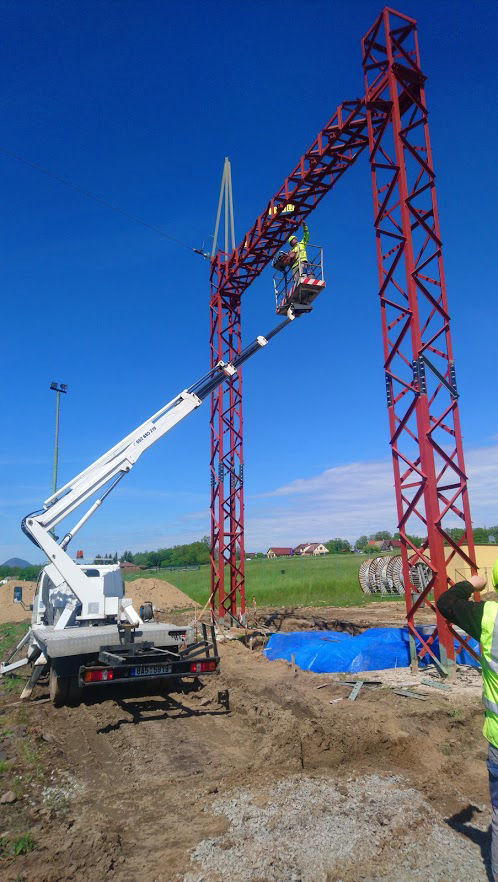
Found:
<box><xmin>273</xmin><ymin>244</ymin><xmax>324</xmax><ymax>309</ymax></box>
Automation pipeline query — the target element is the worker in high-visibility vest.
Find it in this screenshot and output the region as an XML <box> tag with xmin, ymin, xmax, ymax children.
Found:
<box><xmin>287</xmin><ymin>223</ymin><xmax>310</xmax><ymax>283</ymax></box>
<box><xmin>437</xmin><ymin>558</ymin><xmax>498</xmax><ymax>881</ymax></box>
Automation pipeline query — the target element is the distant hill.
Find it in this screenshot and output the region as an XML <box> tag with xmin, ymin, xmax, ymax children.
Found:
<box><xmin>2</xmin><ymin>558</ymin><xmax>32</xmax><ymax>568</ymax></box>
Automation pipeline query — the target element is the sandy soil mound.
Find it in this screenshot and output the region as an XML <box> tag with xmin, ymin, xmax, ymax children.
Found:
<box><xmin>0</xmin><ymin>580</ymin><xmax>35</xmax><ymax>623</ymax></box>
<box><xmin>125</xmin><ymin>578</ymin><xmax>199</xmax><ymax>612</ymax></box>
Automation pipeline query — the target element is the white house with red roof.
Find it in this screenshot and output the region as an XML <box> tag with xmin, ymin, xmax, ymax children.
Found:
<box><xmin>266</xmin><ymin>547</ymin><xmax>293</xmax><ymax>558</ymax></box>
<box><xmin>293</xmin><ymin>542</ymin><xmax>329</xmax><ymax>556</ymax></box>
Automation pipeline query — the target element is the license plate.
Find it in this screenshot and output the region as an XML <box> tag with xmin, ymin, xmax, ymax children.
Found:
<box><xmin>130</xmin><ymin>664</ymin><xmax>172</xmax><ymax>677</ymax></box>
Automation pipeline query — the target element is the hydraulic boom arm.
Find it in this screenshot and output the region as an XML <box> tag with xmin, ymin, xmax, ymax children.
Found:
<box><xmin>22</xmin><ymin>311</ymin><xmax>299</xmax><ymax>618</ymax></box>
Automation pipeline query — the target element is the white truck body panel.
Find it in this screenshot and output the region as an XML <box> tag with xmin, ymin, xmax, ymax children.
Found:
<box><xmin>31</xmin><ymin>622</ymin><xmax>193</xmax><ymax>659</ymax></box>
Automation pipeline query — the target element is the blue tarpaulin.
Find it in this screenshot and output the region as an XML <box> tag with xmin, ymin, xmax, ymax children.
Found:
<box><xmin>263</xmin><ymin>627</ymin><xmax>480</xmax><ymax>673</ymax></box>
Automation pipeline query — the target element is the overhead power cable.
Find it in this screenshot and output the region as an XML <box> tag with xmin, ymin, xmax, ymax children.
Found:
<box><xmin>0</xmin><ymin>146</ymin><xmax>210</xmax><ymax>259</ymax></box>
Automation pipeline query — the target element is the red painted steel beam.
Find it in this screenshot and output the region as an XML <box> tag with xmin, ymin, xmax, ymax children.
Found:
<box><xmin>362</xmin><ymin>8</ymin><xmax>476</xmax><ymax>669</ymax></box>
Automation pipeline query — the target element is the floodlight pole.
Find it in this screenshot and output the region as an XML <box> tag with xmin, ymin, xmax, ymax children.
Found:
<box><xmin>50</xmin><ymin>382</ymin><xmax>68</xmax><ymax>495</ymax></box>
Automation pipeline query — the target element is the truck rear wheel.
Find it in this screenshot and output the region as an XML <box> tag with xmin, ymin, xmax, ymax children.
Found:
<box><xmin>49</xmin><ymin>668</ymin><xmax>69</xmax><ymax>707</ymax></box>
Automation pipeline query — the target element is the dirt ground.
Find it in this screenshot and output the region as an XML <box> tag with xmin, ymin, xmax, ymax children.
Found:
<box><xmin>0</xmin><ymin>605</ymin><xmax>493</xmax><ymax>882</ymax></box>
<box><xmin>249</xmin><ymin>600</ymin><xmax>437</xmax><ymax>633</ymax></box>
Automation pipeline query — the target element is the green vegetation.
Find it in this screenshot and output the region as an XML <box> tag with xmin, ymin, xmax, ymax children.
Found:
<box><xmin>1</xmin><ymin>675</ymin><xmax>24</xmax><ymax>695</ymax></box>
<box><xmin>355</xmin><ymin>530</ymin><xmax>422</xmax><ymax>550</ymax></box>
<box><xmin>354</xmin><ymin>526</ymin><xmax>497</xmax><ymax>551</ymax></box>
<box><xmin>19</xmin><ymin>741</ymin><xmax>43</xmax><ymax>781</ymax></box>
<box><xmin>120</xmin><ymin>538</ymin><xmax>211</xmax><ymax>569</ymax></box>
<box><xmin>0</xmin><ymin>564</ymin><xmax>42</xmax><ymax>581</ymax></box>
<box><xmin>448</xmin><ymin>708</ymin><xmax>464</xmax><ymax>720</ymax></box>
<box><xmin>0</xmin><ymin>625</ymin><xmax>29</xmax><ymax>697</ymax></box>
<box><xmin>324</xmin><ymin>538</ymin><xmax>352</xmax><ymax>553</ymax></box>
<box><xmin>446</xmin><ymin>525</ymin><xmax>498</xmax><ymax>545</ymax></box>
<box><xmin>0</xmin><ymin>833</ymin><xmax>36</xmax><ymax>857</ymax></box>
<box><xmin>0</xmin><ymin>623</ymin><xmax>29</xmax><ymax>656</ymax></box>
<box><xmin>117</xmin><ymin>524</ymin><xmax>497</xmax><ymax>575</ymax></box>
<box><xmin>126</xmin><ymin>552</ymin><xmax>398</xmax><ymax>608</ymax></box>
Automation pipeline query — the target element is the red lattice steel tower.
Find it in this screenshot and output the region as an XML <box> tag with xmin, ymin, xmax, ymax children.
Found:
<box><xmin>209</xmin><ymin>158</ymin><xmax>245</xmax><ymax>625</ymax></box>
<box><xmin>209</xmin><ymin>6</ymin><xmax>477</xmax><ymax>666</ymax></box>
<box><xmin>361</xmin><ymin>8</ymin><xmax>477</xmax><ymax>668</ymax></box>
<box><xmin>209</xmin><ymin>255</ymin><xmax>245</xmax><ymax>624</ymax></box>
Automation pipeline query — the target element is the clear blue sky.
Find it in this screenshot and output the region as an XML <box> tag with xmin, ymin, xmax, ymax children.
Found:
<box><xmin>1</xmin><ymin>0</ymin><xmax>496</xmax><ymax>562</ymax></box>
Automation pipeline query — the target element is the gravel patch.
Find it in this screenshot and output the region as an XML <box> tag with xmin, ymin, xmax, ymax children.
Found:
<box><xmin>42</xmin><ymin>770</ymin><xmax>84</xmax><ymax>812</ymax></box>
<box><xmin>185</xmin><ymin>774</ymin><xmax>491</xmax><ymax>882</ymax></box>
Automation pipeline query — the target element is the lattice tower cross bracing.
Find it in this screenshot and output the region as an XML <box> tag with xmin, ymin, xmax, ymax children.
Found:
<box><xmin>209</xmin><ymin>6</ymin><xmax>477</xmax><ymax>671</ymax></box>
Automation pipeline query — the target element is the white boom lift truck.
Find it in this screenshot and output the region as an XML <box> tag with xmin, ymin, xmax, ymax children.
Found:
<box><xmin>1</xmin><ymin>308</ymin><xmax>306</xmax><ymax>706</ymax></box>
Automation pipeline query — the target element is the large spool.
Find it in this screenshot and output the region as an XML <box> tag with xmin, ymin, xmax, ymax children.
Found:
<box><xmin>358</xmin><ymin>554</ymin><xmax>431</xmax><ymax>597</ymax></box>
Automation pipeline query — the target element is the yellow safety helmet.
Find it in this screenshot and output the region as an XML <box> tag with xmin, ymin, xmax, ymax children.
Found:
<box><xmin>288</xmin><ymin>234</ymin><xmax>298</xmax><ymax>245</ymax></box>
<box><xmin>493</xmin><ymin>557</ymin><xmax>498</xmax><ymax>590</ymax></box>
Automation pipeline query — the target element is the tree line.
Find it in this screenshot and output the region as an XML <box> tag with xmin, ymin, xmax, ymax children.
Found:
<box><xmin>1</xmin><ymin>525</ymin><xmax>495</xmax><ymax>582</ymax></box>
<box><xmin>350</xmin><ymin>525</ymin><xmax>497</xmax><ymax>553</ymax></box>
<box><xmin>0</xmin><ymin>563</ymin><xmax>44</xmax><ymax>582</ymax></box>
<box><xmin>117</xmin><ymin>537</ymin><xmax>211</xmax><ymax>569</ymax></box>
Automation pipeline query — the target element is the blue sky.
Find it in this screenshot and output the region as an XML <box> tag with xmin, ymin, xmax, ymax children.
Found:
<box><xmin>1</xmin><ymin>0</ymin><xmax>496</xmax><ymax>562</ymax></box>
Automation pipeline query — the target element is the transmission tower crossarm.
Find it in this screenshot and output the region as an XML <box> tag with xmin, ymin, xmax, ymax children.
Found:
<box><xmin>212</xmin><ymin>99</ymin><xmax>370</xmax><ymax>297</ymax></box>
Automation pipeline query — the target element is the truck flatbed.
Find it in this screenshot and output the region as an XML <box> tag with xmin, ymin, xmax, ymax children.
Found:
<box><xmin>32</xmin><ymin>622</ymin><xmax>190</xmax><ymax>658</ymax></box>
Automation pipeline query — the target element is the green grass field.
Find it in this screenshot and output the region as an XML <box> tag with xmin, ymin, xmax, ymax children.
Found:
<box><xmin>0</xmin><ymin>622</ymin><xmax>29</xmax><ymax>655</ymax></box>
<box><xmin>125</xmin><ymin>553</ymin><xmax>399</xmax><ymax>608</ymax></box>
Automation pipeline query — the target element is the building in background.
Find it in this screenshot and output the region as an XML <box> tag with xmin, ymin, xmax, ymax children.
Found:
<box><xmin>266</xmin><ymin>547</ymin><xmax>293</xmax><ymax>559</ymax></box>
<box><xmin>119</xmin><ymin>561</ymin><xmax>143</xmax><ymax>574</ymax></box>
<box><xmin>293</xmin><ymin>543</ymin><xmax>329</xmax><ymax>556</ymax></box>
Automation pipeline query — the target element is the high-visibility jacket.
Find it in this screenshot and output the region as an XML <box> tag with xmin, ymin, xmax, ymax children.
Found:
<box><xmin>288</xmin><ymin>226</ymin><xmax>309</xmax><ymax>269</ymax></box>
<box><xmin>480</xmin><ymin>601</ymin><xmax>498</xmax><ymax>747</ymax></box>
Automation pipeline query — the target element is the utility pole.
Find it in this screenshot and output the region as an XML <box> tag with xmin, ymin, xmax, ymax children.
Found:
<box><xmin>49</xmin><ymin>382</ymin><xmax>68</xmax><ymax>494</ymax></box>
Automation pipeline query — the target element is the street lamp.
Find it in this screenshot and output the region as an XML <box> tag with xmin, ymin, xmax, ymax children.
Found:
<box><xmin>50</xmin><ymin>382</ymin><xmax>68</xmax><ymax>495</ymax></box>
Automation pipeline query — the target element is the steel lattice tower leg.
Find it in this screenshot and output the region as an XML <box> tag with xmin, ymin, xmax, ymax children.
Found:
<box><xmin>209</xmin><ymin>257</ymin><xmax>245</xmax><ymax>624</ymax></box>
<box><xmin>362</xmin><ymin>8</ymin><xmax>477</xmax><ymax>671</ymax></box>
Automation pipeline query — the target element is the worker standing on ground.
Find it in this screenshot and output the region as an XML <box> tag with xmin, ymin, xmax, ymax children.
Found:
<box><xmin>437</xmin><ymin>559</ymin><xmax>498</xmax><ymax>882</ymax></box>
<box><xmin>287</xmin><ymin>222</ymin><xmax>310</xmax><ymax>284</ymax></box>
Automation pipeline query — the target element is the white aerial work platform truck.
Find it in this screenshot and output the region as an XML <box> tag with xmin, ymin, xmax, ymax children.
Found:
<box><xmin>1</xmin><ymin>309</ymin><xmax>304</xmax><ymax>706</ymax></box>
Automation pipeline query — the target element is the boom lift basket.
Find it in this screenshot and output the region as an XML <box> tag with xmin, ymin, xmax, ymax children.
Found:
<box><xmin>273</xmin><ymin>244</ymin><xmax>325</xmax><ymax>316</ymax></box>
